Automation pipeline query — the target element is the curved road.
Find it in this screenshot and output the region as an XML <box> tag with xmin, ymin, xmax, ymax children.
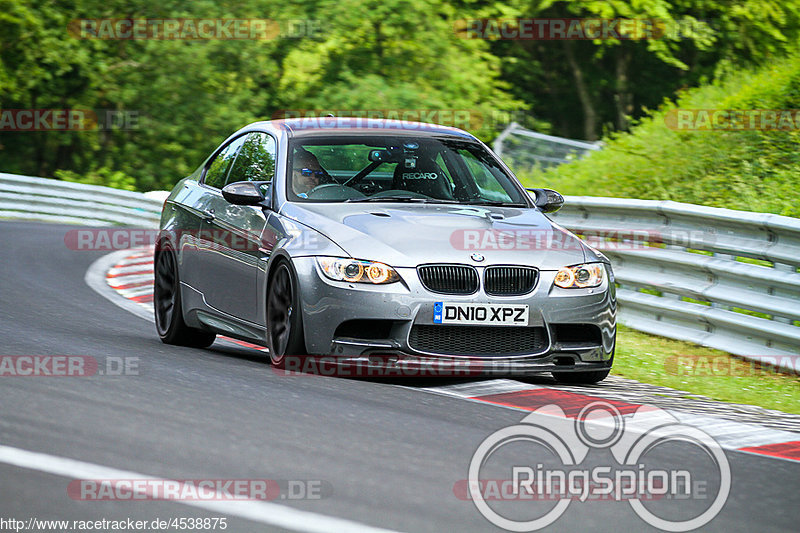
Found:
<box><xmin>0</xmin><ymin>221</ymin><xmax>798</xmax><ymax>532</ymax></box>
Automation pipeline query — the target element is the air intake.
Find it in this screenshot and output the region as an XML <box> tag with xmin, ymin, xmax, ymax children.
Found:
<box><xmin>417</xmin><ymin>264</ymin><xmax>479</xmax><ymax>295</ymax></box>
<box><xmin>484</xmin><ymin>266</ymin><xmax>538</xmax><ymax>296</ymax></box>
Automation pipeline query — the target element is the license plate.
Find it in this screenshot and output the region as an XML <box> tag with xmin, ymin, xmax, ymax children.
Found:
<box><xmin>433</xmin><ymin>302</ymin><xmax>529</xmax><ymax>326</ymax></box>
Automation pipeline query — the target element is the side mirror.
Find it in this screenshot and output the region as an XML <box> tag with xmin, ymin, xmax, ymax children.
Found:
<box><xmin>527</xmin><ymin>188</ymin><xmax>564</xmax><ymax>214</ymax></box>
<box><xmin>222</xmin><ymin>181</ymin><xmax>271</xmax><ymax>207</ymax></box>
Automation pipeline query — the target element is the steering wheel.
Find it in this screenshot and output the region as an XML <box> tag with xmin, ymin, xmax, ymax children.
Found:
<box><xmin>305</xmin><ymin>183</ymin><xmax>366</xmax><ymax>200</ymax></box>
<box><xmin>306</xmin><ymin>183</ymin><xmax>342</xmax><ymax>195</ymax></box>
<box><xmin>369</xmin><ymin>189</ymin><xmax>430</xmax><ymax>199</ymax></box>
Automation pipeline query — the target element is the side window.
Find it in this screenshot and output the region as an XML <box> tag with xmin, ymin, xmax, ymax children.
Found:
<box><xmin>203</xmin><ymin>136</ymin><xmax>247</xmax><ymax>189</ymax></box>
<box><xmin>225</xmin><ymin>133</ymin><xmax>277</xmax><ymax>185</ymax></box>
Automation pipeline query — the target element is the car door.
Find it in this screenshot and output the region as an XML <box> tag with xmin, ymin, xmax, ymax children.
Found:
<box><xmin>196</xmin><ymin>132</ymin><xmax>277</xmax><ymax>324</ymax></box>
<box><xmin>179</xmin><ymin>135</ymin><xmax>247</xmax><ymax>292</ymax></box>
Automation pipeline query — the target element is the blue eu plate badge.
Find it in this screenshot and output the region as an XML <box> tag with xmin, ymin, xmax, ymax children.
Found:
<box><xmin>433</xmin><ymin>302</ymin><xmax>443</xmax><ymax>324</ymax></box>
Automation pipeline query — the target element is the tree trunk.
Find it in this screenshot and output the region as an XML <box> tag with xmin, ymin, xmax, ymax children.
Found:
<box><xmin>373</xmin><ymin>21</ymin><xmax>384</xmax><ymax>75</ymax></box>
<box><xmin>563</xmin><ymin>41</ymin><xmax>597</xmax><ymax>141</ymax></box>
<box><xmin>614</xmin><ymin>45</ymin><xmax>633</xmax><ymax>130</ymax></box>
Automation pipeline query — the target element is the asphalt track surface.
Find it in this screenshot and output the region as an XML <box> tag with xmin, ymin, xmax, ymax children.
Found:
<box><xmin>1</xmin><ymin>221</ymin><xmax>798</xmax><ymax>532</ymax></box>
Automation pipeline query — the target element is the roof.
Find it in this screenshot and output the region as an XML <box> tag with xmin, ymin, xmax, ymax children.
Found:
<box><xmin>260</xmin><ymin>118</ymin><xmax>476</xmax><ymax>139</ymax></box>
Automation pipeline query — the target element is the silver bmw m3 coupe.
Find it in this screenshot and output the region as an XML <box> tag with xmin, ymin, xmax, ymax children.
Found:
<box><xmin>155</xmin><ymin>118</ymin><xmax>616</xmax><ymax>383</ymax></box>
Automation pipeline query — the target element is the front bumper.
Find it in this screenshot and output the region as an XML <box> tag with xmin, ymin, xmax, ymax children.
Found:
<box><xmin>276</xmin><ymin>351</ymin><xmax>613</xmax><ymax>378</ymax></box>
<box><xmin>292</xmin><ymin>257</ymin><xmax>616</xmax><ymax>372</ymax></box>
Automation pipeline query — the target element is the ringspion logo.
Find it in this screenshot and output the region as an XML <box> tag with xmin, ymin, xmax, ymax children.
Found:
<box><xmin>465</xmin><ymin>402</ymin><xmax>730</xmax><ymax>531</ymax></box>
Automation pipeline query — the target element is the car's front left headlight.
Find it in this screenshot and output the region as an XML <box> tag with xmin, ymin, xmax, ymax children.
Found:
<box><xmin>316</xmin><ymin>257</ymin><xmax>400</xmax><ymax>284</ymax></box>
<box><xmin>553</xmin><ymin>263</ymin><xmax>605</xmax><ymax>289</ymax></box>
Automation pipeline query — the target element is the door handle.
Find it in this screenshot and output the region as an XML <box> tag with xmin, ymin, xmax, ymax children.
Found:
<box><xmin>201</xmin><ymin>209</ymin><xmax>215</xmax><ymax>221</ymax></box>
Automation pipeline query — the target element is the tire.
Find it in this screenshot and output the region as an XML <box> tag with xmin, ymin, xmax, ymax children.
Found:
<box><xmin>154</xmin><ymin>244</ymin><xmax>216</xmax><ymax>348</ymax></box>
<box><xmin>552</xmin><ymin>352</ymin><xmax>614</xmax><ymax>384</ymax></box>
<box><xmin>266</xmin><ymin>260</ymin><xmax>306</xmax><ymax>367</ymax></box>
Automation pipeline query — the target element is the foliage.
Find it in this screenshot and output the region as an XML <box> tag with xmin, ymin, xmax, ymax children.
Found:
<box><xmin>1</xmin><ymin>0</ymin><xmax>800</xmax><ymax>193</ymax></box>
<box><xmin>524</xmin><ymin>50</ymin><xmax>800</xmax><ymax>216</ymax></box>
<box><xmin>54</xmin><ymin>167</ymin><xmax>137</xmax><ymax>190</ymax></box>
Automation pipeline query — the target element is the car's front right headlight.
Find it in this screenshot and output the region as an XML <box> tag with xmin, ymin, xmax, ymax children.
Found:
<box><xmin>553</xmin><ymin>263</ymin><xmax>605</xmax><ymax>289</ymax></box>
<box><xmin>316</xmin><ymin>257</ymin><xmax>400</xmax><ymax>284</ymax></box>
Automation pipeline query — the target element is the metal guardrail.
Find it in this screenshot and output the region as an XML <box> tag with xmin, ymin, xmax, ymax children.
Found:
<box><xmin>550</xmin><ymin>196</ymin><xmax>800</xmax><ymax>362</ymax></box>
<box><xmin>0</xmin><ymin>172</ymin><xmax>163</xmax><ymax>227</ymax></box>
<box><xmin>493</xmin><ymin>122</ymin><xmax>601</xmax><ymax>168</ymax></box>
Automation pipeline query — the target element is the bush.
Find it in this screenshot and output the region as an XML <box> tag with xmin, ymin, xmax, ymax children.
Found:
<box><xmin>54</xmin><ymin>167</ymin><xmax>138</xmax><ymax>192</ymax></box>
<box><xmin>522</xmin><ymin>51</ymin><xmax>800</xmax><ymax>217</ymax></box>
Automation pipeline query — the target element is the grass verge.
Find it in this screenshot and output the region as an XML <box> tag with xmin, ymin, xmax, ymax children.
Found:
<box><xmin>612</xmin><ymin>325</ymin><xmax>800</xmax><ymax>415</ymax></box>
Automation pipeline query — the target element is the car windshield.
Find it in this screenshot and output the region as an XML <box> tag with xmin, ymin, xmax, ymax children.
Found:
<box><xmin>286</xmin><ymin>135</ymin><xmax>529</xmax><ymax>206</ymax></box>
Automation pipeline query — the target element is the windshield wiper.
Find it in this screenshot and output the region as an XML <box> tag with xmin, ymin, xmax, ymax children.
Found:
<box><xmin>462</xmin><ymin>199</ymin><xmax>529</xmax><ymax>207</ymax></box>
<box><xmin>345</xmin><ymin>196</ymin><xmax>425</xmax><ymax>203</ymax></box>
<box><xmin>345</xmin><ymin>196</ymin><xmax>459</xmax><ymax>204</ymax></box>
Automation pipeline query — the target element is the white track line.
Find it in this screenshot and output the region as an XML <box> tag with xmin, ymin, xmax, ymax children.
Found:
<box><xmin>0</xmin><ymin>444</ymin><xmax>400</xmax><ymax>533</ymax></box>
<box><xmin>85</xmin><ymin>249</ymin><xmax>154</xmax><ymax>322</ymax></box>
<box><xmin>107</xmin><ymin>264</ymin><xmax>154</xmax><ymax>276</ymax></box>
<box><xmin>85</xmin><ymin>253</ymin><xmax>402</xmax><ymax>529</ymax></box>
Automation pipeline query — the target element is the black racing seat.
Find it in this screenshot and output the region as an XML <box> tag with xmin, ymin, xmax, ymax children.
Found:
<box><xmin>391</xmin><ymin>157</ymin><xmax>455</xmax><ymax>199</ymax></box>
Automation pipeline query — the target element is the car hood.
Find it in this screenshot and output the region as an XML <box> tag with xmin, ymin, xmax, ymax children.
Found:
<box><xmin>280</xmin><ymin>202</ymin><xmax>587</xmax><ymax>269</ymax></box>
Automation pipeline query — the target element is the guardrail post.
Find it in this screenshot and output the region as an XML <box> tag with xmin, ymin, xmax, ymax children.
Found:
<box><xmin>710</xmin><ymin>252</ymin><xmax>733</xmax><ymax>311</ymax></box>
<box><xmin>773</xmin><ymin>262</ymin><xmax>796</xmax><ymax>324</ymax></box>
